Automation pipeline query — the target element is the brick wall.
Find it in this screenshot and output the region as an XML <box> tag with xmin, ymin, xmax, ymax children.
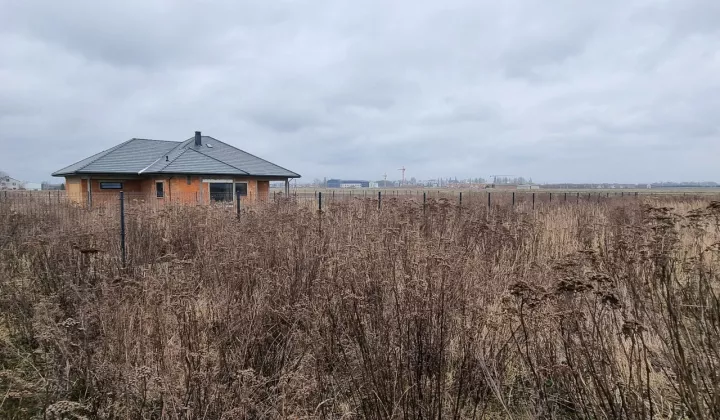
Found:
<box><xmin>258</xmin><ymin>181</ymin><xmax>269</xmax><ymax>201</ymax></box>
<box><xmin>64</xmin><ymin>175</ymin><xmax>276</xmax><ymax>206</ymax></box>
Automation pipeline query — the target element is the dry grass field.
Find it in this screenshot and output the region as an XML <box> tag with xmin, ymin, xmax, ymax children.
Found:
<box><xmin>1</xmin><ymin>195</ymin><xmax>719</xmax><ymax>418</ymax></box>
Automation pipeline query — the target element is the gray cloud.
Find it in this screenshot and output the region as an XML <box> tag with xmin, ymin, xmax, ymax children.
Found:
<box><xmin>1</xmin><ymin>0</ymin><xmax>718</xmax><ymax>184</ymax></box>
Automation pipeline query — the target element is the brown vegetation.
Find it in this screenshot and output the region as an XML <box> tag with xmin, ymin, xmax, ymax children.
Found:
<box><xmin>1</xmin><ymin>196</ymin><xmax>719</xmax><ymax>418</ymax></box>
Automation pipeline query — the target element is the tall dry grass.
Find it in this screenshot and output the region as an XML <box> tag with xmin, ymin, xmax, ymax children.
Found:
<box><xmin>0</xmin><ymin>196</ymin><xmax>719</xmax><ymax>419</ymax></box>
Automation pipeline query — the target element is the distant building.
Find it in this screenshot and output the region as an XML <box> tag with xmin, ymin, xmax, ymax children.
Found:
<box><xmin>327</xmin><ymin>179</ymin><xmax>370</xmax><ymax>188</ymax></box>
<box><xmin>0</xmin><ymin>175</ymin><xmax>24</xmax><ymax>190</ymax></box>
<box><xmin>517</xmin><ymin>184</ymin><xmax>540</xmax><ymax>190</ymax></box>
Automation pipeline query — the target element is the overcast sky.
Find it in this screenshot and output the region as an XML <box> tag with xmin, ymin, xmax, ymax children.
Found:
<box><xmin>1</xmin><ymin>0</ymin><xmax>719</xmax><ymax>183</ymax></box>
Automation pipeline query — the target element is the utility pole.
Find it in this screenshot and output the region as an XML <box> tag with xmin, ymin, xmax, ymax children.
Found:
<box><xmin>398</xmin><ymin>167</ymin><xmax>406</xmax><ymax>185</ymax></box>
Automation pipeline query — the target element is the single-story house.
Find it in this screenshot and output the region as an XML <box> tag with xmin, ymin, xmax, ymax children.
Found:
<box><xmin>52</xmin><ymin>131</ymin><xmax>300</xmax><ymax>206</ymax></box>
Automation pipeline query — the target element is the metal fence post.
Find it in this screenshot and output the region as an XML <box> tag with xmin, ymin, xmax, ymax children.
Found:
<box><xmin>512</xmin><ymin>192</ymin><xmax>515</xmax><ymax>207</ymax></box>
<box><xmin>577</xmin><ymin>192</ymin><xmax>580</xmax><ymax>203</ymax></box>
<box><xmin>423</xmin><ymin>192</ymin><xmax>426</xmax><ymax>214</ymax></box>
<box><xmin>549</xmin><ymin>192</ymin><xmax>552</xmax><ymax>203</ymax></box>
<box><xmin>378</xmin><ymin>191</ymin><xmax>382</xmax><ymax>210</ymax></box>
<box><xmin>236</xmin><ymin>192</ymin><xmax>241</xmax><ymax>219</ymax></box>
<box><xmin>532</xmin><ymin>192</ymin><xmax>536</xmax><ymax>210</ymax></box>
<box><xmin>120</xmin><ymin>192</ymin><xmax>126</xmax><ymax>267</ymax></box>
<box><xmin>564</xmin><ymin>192</ymin><xmax>567</xmax><ymax>202</ymax></box>
<box><xmin>487</xmin><ymin>192</ymin><xmax>491</xmax><ymax>209</ymax></box>
<box><xmin>319</xmin><ymin>192</ymin><xmax>322</xmax><ymax>211</ymax></box>
<box><xmin>459</xmin><ymin>192</ymin><xmax>462</xmax><ymax>206</ymax></box>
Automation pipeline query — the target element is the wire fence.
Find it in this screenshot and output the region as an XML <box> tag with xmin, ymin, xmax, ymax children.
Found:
<box><xmin>3</xmin><ymin>188</ymin><xmax>718</xmax><ymax>268</ymax></box>
<box><xmin>3</xmin><ymin>188</ymin><xmax>718</xmax><ymax>213</ymax></box>
<box><xmin>278</xmin><ymin>188</ymin><xmax>720</xmax><ymax>208</ymax></box>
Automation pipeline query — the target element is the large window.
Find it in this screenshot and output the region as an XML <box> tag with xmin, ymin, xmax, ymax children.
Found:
<box><xmin>100</xmin><ymin>182</ymin><xmax>123</xmax><ymax>190</ymax></box>
<box><xmin>209</xmin><ymin>182</ymin><xmax>233</xmax><ymax>202</ymax></box>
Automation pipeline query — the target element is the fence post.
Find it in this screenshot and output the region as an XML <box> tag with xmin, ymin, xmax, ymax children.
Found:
<box><xmin>459</xmin><ymin>192</ymin><xmax>462</xmax><ymax>206</ymax></box>
<box><xmin>564</xmin><ymin>192</ymin><xmax>567</xmax><ymax>202</ymax></box>
<box><xmin>318</xmin><ymin>192</ymin><xmax>322</xmax><ymax>211</ymax></box>
<box><xmin>532</xmin><ymin>192</ymin><xmax>535</xmax><ymax>210</ymax></box>
<box><xmin>549</xmin><ymin>192</ymin><xmax>552</xmax><ymax>203</ymax></box>
<box><xmin>332</xmin><ymin>190</ymin><xmax>335</xmax><ymax>201</ymax></box>
<box><xmin>487</xmin><ymin>192</ymin><xmax>491</xmax><ymax>209</ymax></box>
<box><xmin>120</xmin><ymin>192</ymin><xmax>126</xmax><ymax>267</ymax></box>
<box><xmin>236</xmin><ymin>192</ymin><xmax>241</xmax><ymax>219</ymax></box>
<box><xmin>378</xmin><ymin>191</ymin><xmax>382</xmax><ymax>210</ymax></box>
<box><xmin>423</xmin><ymin>192</ymin><xmax>426</xmax><ymax>214</ymax></box>
<box><xmin>577</xmin><ymin>192</ymin><xmax>580</xmax><ymax>203</ymax></box>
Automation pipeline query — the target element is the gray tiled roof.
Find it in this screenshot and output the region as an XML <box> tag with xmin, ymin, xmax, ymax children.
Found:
<box><xmin>53</xmin><ymin>136</ymin><xmax>300</xmax><ymax>178</ymax></box>
<box><xmin>159</xmin><ymin>149</ymin><xmax>248</xmax><ymax>175</ymax></box>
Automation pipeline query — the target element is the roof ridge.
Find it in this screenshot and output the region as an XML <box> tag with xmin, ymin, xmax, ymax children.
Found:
<box><xmin>138</xmin><ymin>140</ymin><xmax>190</xmax><ymax>173</ymax></box>
<box><xmin>185</xmin><ymin>148</ymin><xmax>249</xmax><ymax>174</ymax></box>
<box><xmin>156</xmin><ymin>147</ymin><xmax>191</xmax><ymax>172</ymax></box>
<box><xmin>200</xmin><ymin>136</ymin><xmax>300</xmax><ymax>177</ymax></box>
<box><xmin>132</xmin><ymin>138</ymin><xmax>180</xmax><ymax>143</ymax></box>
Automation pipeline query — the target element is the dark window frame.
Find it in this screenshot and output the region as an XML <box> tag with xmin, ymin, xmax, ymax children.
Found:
<box><xmin>209</xmin><ymin>182</ymin><xmax>233</xmax><ymax>202</ymax></box>
<box><xmin>99</xmin><ymin>182</ymin><xmax>123</xmax><ymax>190</ymax></box>
<box><xmin>156</xmin><ymin>181</ymin><xmax>164</xmax><ymax>198</ymax></box>
<box><xmin>235</xmin><ymin>182</ymin><xmax>248</xmax><ymax>197</ymax></box>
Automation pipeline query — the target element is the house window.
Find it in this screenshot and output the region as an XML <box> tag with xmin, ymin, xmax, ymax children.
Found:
<box><xmin>209</xmin><ymin>182</ymin><xmax>233</xmax><ymax>202</ymax></box>
<box><xmin>156</xmin><ymin>181</ymin><xmax>164</xmax><ymax>198</ymax></box>
<box><xmin>235</xmin><ymin>183</ymin><xmax>248</xmax><ymax>197</ymax></box>
<box><xmin>100</xmin><ymin>182</ymin><xmax>123</xmax><ymax>189</ymax></box>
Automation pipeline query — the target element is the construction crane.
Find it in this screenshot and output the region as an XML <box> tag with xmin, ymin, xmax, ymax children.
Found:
<box><xmin>398</xmin><ymin>166</ymin><xmax>406</xmax><ymax>185</ymax></box>
<box><xmin>489</xmin><ymin>174</ymin><xmax>515</xmax><ymax>184</ymax></box>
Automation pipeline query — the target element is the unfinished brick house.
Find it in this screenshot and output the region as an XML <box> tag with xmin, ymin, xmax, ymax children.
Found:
<box><xmin>53</xmin><ymin>131</ymin><xmax>300</xmax><ymax>206</ymax></box>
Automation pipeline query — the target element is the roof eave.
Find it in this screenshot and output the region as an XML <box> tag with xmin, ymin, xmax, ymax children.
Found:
<box><xmin>52</xmin><ymin>171</ymin><xmax>144</xmax><ymax>177</ymax></box>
